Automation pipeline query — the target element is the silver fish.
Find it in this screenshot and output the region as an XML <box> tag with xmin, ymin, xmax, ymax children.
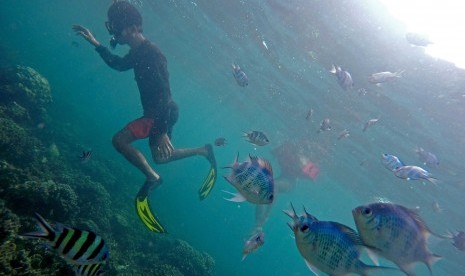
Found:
<box><xmin>353</xmin><ymin>202</ymin><xmax>445</xmax><ymax>275</ymax></box>
<box><xmin>369</xmin><ymin>71</ymin><xmax>404</xmax><ymax>84</ymax></box>
<box><xmin>415</xmin><ymin>147</ymin><xmax>439</xmax><ymax>168</ymax></box>
<box><xmin>242</xmin><ymin>231</ymin><xmax>265</xmax><ymax>261</ymax></box>
<box><xmin>306</xmin><ymin>108</ymin><xmax>314</xmax><ymax>120</ymax></box>
<box><xmin>381</xmin><ymin>153</ymin><xmax>405</xmax><ymax>171</ymax></box>
<box><xmin>330</xmin><ymin>64</ymin><xmax>353</xmax><ymax>90</ymax></box>
<box><xmin>232</xmin><ymin>63</ymin><xmax>248</xmax><ymax>87</ymax></box>
<box><xmin>318</xmin><ymin>118</ymin><xmax>331</xmax><ymax>132</ymax></box>
<box><xmin>363</xmin><ymin>118</ymin><xmax>379</xmax><ymax>132</ymax></box>
<box><xmin>223</xmin><ymin>154</ymin><xmax>274</xmax><ymax>204</ymax></box>
<box><xmin>285</xmin><ymin>203</ymin><xmax>396</xmax><ymax>276</ymax></box>
<box><xmin>337</xmin><ymin>129</ymin><xmax>350</xmax><ymax>140</ymax></box>
<box><xmin>243</xmin><ymin>130</ymin><xmax>269</xmax><ymax>146</ymax></box>
<box><xmin>394</xmin><ymin>165</ymin><xmax>438</xmax><ymax>185</ymax></box>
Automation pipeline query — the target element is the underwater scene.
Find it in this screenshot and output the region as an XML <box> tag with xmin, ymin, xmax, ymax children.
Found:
<box><xmin>2</xmin><ymin>0</ymin><xmax>465</xmax><ymax>275</ymax></box>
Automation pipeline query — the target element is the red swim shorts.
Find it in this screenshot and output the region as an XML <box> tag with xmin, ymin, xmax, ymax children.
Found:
<box><xmin>126</xmin><ymin>117</ymin><xmax>154</xmax><ymax>139</ymax></box>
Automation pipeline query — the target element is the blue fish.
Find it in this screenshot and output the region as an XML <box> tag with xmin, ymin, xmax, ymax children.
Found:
<box><xmin>223</xmin><ymin>154</ymin><xmax>274</xmax><ymax>204</ymax></box>
<box><xmin>330</xmin><ymin>64</ymin><xmax>353</xmax><ymax>90</ymax></box>
<box><xmin>416</xmin><ymin>147</ymin><xmax>439</xmax><ymax>168</ymax></box>
<box><xmin>394</xmin><ymin>165</ymin><xmax>438</xmax><ymax>185</ymax></box>
<box><xmin>381</xmin><ymin>153</ymin><xmax>405</xmax><ymax>171</ymax></box>
<box><xmin>232</xmin><ymin>63</ymin><xmax>248</xmax><ymax>87</ymax></box>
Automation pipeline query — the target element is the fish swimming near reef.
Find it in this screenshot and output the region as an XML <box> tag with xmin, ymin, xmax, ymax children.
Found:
<box><xmin>285</xmin><ymin>203</ymin><xmax>396</xmax><ymax>276</ymax></box>
<box><xmin>330</xmin><ymin>64</ymin><xmax>353</xmax><ymax>90</ymax></box>
<box><xmin>79</xmin><ymin>150</ymin><xmax>92</xmax><ymax>163</ymax></box>
<box><xmin>242</xmin><ymin>230</ymin><xmax>265</xmax><ymax>261</ymax></box>
<box><xmin>214</xmin><ymin>137</ymin><xmax>227</xmax><ymax>146</ymax></box>
<box><xmin>415</xmin><ymin>147</ymin><xmax>439</xmax><ymax>168</ymax></box>
<box><xmin>369</xmin><ymin>71</ymin><xmax>404</xmax><ymax>84</ymax></box>
<box><xmin>223</xmin><ymin>154</ymin><xmax>274</xmax><ymax>204</ymax></box>
<box><xmin>352</xmin><ymin>202</ymin><xmax>446</xmax><ymax>275</ymax></box>
<box><xmin>362</xmin><ymin>118</ymin><xmax>379</xmax><ymax>132</ymax></box>
<box><xmin>21</xmin><ymin>213</ymin><xmax>110</xmax><ymax>265</ymax></box>
<box><xmin>243</xmin><ymin>130</ymin><xmax>269</xmax><ymax>146</ymax></box>
<box><xmin>74</xmin><ymin>263</ymin><xmax>105</xmax><ymax>276</ymax></box>
<box><xmin>394</xmin><ymin>165</ymin><xmax>438</xmax><ymax>185</ymax></box>
<box><xmin>232</xmin><ymin>63</ymin><xmax>249</xmax><ymax>87</ymax></box>
<box><xmin>381</xmin><ymin>153</ymin><xmax>405</xmax><ymax>171</ymax></box>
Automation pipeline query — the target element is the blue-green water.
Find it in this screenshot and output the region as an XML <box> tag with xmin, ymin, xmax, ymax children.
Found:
<box><xmin>2</xmin><ymin>0</ymin><xmax>465</xmax><ymax>275</ymax></box>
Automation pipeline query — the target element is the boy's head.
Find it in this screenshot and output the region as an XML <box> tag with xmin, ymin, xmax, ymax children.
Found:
<box><xmin>106</xmin><ymin>1</ymin><xmax>142</xmax><ymax>36</ymax></box>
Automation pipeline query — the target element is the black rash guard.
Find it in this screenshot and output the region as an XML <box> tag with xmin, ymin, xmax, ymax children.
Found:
<box><xmin>95</xmin><ymin>40</ymin><xmax>175</xmax><ymax>135</ymax></box>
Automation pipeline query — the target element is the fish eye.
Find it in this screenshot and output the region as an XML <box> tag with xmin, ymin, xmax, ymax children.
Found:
<box><xmin>268</xmin><ymin>194</ymin><xmax>274</xmax><ymax>200</ymax></box>
<box><xmin>362</xmin><ymin>207</ymin><xmax>372</xmax><ymax>216</ymax></box>
<box><xmin>300</xmin><ymin>224</ymin><xmax>309</xmax><ymax>232</ymax></box>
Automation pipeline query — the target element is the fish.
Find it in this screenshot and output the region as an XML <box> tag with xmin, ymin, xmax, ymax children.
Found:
<box><xmin>362</xmin><ymin>118</ymin><xmax>379</xmax><ymax>132</ymax></box>
<box><xmin>79</xmin><ymin>150</ymin><xmax>92</xmax><ymax>163</ymax></box>
<box><xmin>243</xmin><ymin>130</ymin><xmax>269</xmax><ymax>146</ymax></box>
<box><xmin>330</xmin><ymin>64</ymin><xmax>353</xmax><ymax>90</ymax></box>
<box><xmin>406</xmin><ymin>32</ymin><xmax>433</xmax><ymax>47</ymax></box>
<box><xmin>352</xmin><ymin>202</ymin><xmax>445</xmax><ymax>275</ymax></box>
<box><xmin>223</xmin><ymin>154</ymin><xmax>274</xmax><ymax>204</ymax></box>
<box><xmin>305</xmin><ymin>108</ymin><xmax>314</xmax><ymax>120</ymax></box>
<box><xmin>285</xmin><ymin>203</ymin><xmax>396</xmax><ymax>276</ymax></box>
<box><xmin>337</xmin><ymin>129</ymin><xmax>350</xmax><ymax>140</ymax></box>
<box><xmin>232</xmin><ymin>63</ymin><xmax>248</xmax><ymax>87</ymax></box>
<box><xmin>381</xmin><ymin>153</ymin><xmax>405</xmax><ymax>171</ymax></box>
<box><xmin>357</xmin><ymin>88</ymin><xmax>367</xmax><ymax>96</ymax></box>
<box><xmin>242</xmin><ymin>231</ymin><xmax>265</xmax><ymax>261</ymax></box>
<box><xmin>317</xmin><ymin>118</ymin><xmax>331</xmax><ymax>132</ymax></box>
<box><xmin>431</xmin><ymin>201</ymin><xmax>444</xmax><ymax>213</ymax></box>
<box><xmin>394</xmin><ymin>165</ymin><xmax>438</xmax><ymax>185</ymax></box>
<box><xmin>415</xmin><ymin>147</ymin><xmax>439</xmax><ymax>168</ymax></box>
<box><xmin>74</xmin><ymin>263</ymin><xmax>105</xmax><ymax>276</ymax></box>
<box><xmin>451</xmin><ymin>231</ymin><xmax>465</xmax><ymax>251</ymax></box>
<box><xmin>214</xmin><ymin>137</ymin><xmax>227</xmax><ymax>146</ymax></box>
<box><xmin>21</xmin><ymin>213</ymin><xmax>110</xmax><ymax>265</ymax></box>
<box><xmin>369</xmin><ymin>70</ymin><xmax>404</xmax><ymax>84</ymax></box>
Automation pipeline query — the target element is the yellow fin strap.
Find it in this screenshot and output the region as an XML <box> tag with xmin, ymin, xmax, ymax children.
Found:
<box><xmin>135</xmin><ymin>196</ymin><xmax>166</xmax><ymax>233</ymax></box>
<box><xmin>198</xmin><ymin>166</ymin><xmax>217</xmax><ymax>200</ymax></box>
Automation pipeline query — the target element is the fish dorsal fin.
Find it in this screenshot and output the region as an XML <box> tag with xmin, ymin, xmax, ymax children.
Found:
<box><xmin>249</xmin><ymin>155</ymin><xmax>273</xmax><ymax>173</ymax></box>
<box><xmin>397</xmin><ymin>205</ymin><xmax>434</xmax><ymax>235</ymax></box>
<box><xmin>304</xmin><ymin>259</ymin><xmax>321</xmax><ymax>276</ymax></box>
<box><xmin>333</xmin><ymin>222</ymin><xmax>364</xmax><ymax>246</ymax></box>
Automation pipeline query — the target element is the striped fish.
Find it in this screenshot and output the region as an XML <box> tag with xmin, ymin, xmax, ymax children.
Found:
<box><xmin>74</xmin><ymin>263</ymin><xmax>105</xmax><ymax>276</ymax></box>
<box><xmin>232</xmin><ymin>63</ymin><xmax>248</xmax><ymax>87</ymax></box>
<box><xmin>243</xmin><ymin>130</ymin><xmax>269</xmax><ymax>146</ymax></box>
<box><xmin>330</xmin><ymin>64</ymin><xmax>353</xmax><ymax>90</ymax></box>
<box><xmin>381</xmin><ymin>153</ymin><xmax>405</xmax><ymax>171</ymax></box>
<box><xmin>223</xmin><ymin>154</ymin><xmax>274</xmax><ymax>204</ymax></box>
<box><xmin>285</xmin><ymin>203</ymin><xmax>396</xmax><ymax>276</ymax></box>
<box><xmin>21</xmin><ymin>213</ymin><xmax>109</xmax><ymax>265</ymax></box>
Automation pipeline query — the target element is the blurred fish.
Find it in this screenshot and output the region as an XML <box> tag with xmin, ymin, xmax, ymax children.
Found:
<box><xmin>337</xmin><ymin>129</ymin><xmax>350</xmax><ymax>140</ymax></box>
<box><xmin>232</xmin><ymin>63</ymin><xmax>248</xmax><ymax>87</ymax></box>
<box><xmin>431</xmin><ymin>201</ymin><xmax>444</xmax><ymax>213</ymax></box>
<box><xmin>79</xmin><ymin>150</ymin><xmax>92</xmax><ymax>163</ymax></box>
<box><xmin>285</xmin><ymin>204</ymin><xmax>396</xmax><ymax>276</ymax></box>
<box><xmin>330</xmin><ymin>64</ymin><xmax>353</xmax><ymax>90</ymax></box>
<box><xmin>305</xmin><ymin>108</ymin><xmax>314</xmax><ymax>120</ymax></box>
<box><xmin>74</xmin><ymin>263</ymin><xmax>105</xmax><ymax>276</ymax></box>
<box><xmin>242</xmin><ymin>231</ymin><xmax>265</xmax><ymax>261</ymax></box>
<box><xmin>394</xmin><ymin>165</ymin><xmax>438</xmax><ymax>185</ymax></box>
<box><xmin>369</xmin><ymin>70</ymin><xmax>404</xmax><ymax>84</ymax></box>
<box><xmin>416</xmin><ymin>147</ymin><xmax>439</xmax><ymax>168</ymax></box>
<box><xmin>362</xmin><ymin>118</ymin><xmax>379</xmax><ymax>132</ymax></box>
<box><xmin>21</xmin><ymin>213</ymin><xmax>110</xmax><ymax>265</ymax></box>
<box><xmin>451</xmin><ymin>231</ymin><xmax>465</xmax><ymax>251</ymax></box>
<box><xmin>357</xmin><ymin>88</ymin><xmax>367</xmax><ymax>96</ymax></box>
<box><xmin>353</xmin><ymin>202</ymin><xmax>445</xmax><ymax>275</ymax></box>
<box><xmin>381</xmin><ymin>153</ymin><xmax>405</xmax><ymax>171</ymax></box>
<box><xmin>406</xmin><ymin>32</ymin><xmax>432</xmax><ymax>47</ymax></box>
<box><xmin>243</xmin><ymin>130</ymin><xmax>269</xmax><ymax>146</ymax></box>
<box><xmin>214</xmin><ymin>137</ymin><xmax>227</xmax><ymax>146</ymax></box>
<box><xmin>223</xmin><ymin>154</ymin><xmax>274</xmax><ymax>204</ymax></box>
<box><xmin>317</xmin><ymin>118</ymin><xmax>331</xmax><ymax>132</ymax></box>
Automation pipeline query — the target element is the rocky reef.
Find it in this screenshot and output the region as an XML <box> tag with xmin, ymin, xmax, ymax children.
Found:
<box><xmin>0</xmin><ymin>65</ymin><xmax>215</xmax><ymax>275</ymax></box>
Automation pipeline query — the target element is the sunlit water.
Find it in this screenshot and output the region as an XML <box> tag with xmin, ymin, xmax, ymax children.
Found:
<box><xmin>2</xmin><ymin>0</ymin><xmax>465</xmax><ymax>275</ymax></box>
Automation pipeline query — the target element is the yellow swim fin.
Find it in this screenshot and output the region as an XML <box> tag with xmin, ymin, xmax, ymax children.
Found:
<box><xmin>135</xmin><ymin>181</ymin><xmax>166</xmax><ymax>233</ymax></box>
<box><xmin>198</xmin><ymin>165</ymin><xmax>217</xmax><ymax>200</ymax></box>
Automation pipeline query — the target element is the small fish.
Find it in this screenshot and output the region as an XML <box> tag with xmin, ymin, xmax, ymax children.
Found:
<box><xmin>285</xmin><ymin>203</ymin><xmax>396</xmax><ymax>276</ymax></box>
<box><xmin>353</xmin><ymin>202</ymin><xmax>445</xmax><ymax>275</ymax></box>
<box><xmin>452</xmin><ymin>231</ymin><xmax>465</xmax><ymax>251</ymax></box>
<box><xmin>369</xmin><ymin>71</ymin><xmax>404</xmax><ymax>84</ymax></box>
<box><xmin>79</xmin><ymin>150</ymin><xmax>92</xmax><ymax>163</ymax></box>
<box><xmin>357</xmin><ymin>88</ymin><xmax>367</xmax><ymax>96</ymax></box>
<box><xmin>74</xmin><ymin>263</ymin><xmax>105</xmax><ymax>276</ymax></box>
<box><xmin>363</xmin><ymin>118</ymin><xmax>379</xmax><ymax>132</ymax></box>
<box><xmin>232</xmin><ymin>63</ymin><xmax>248</xmax><ymax>87</ymax></box>
<box><xmin>305</xmin><ymin>109</ymin><xmax>314</xmax><ymax>120</ymax></box>
<box><xmin>406</xmin><ymin>32</ymin><xmax>432</xmax><ymax>47</ymax></box>
<box><xmin>415</xmin><ymin>147</ymin><xmax>439</xmax><ymax>168</ymax></box>
<box><xmin>431</xmin><ymin>201</ymin><xmax>444</xmax><ymax>213</ymax></box>
<box><xmin>262</xmin><ymin>40</ymin><xmax>268</xmax><ymax>50</ymax></box>
<box><xmin>243</xmin><ymin>130</ymin><xmax>269</xmax><ymax>146</ymax></box>
<box><xmin>223</xmin><ymin>154</ymin><xmax>274</xmax><ymax>204</ymax></box>
<box><xmin>394</xmin><ymin>165</ymin><xmax>438</xmax><ymax>185</ymax></box>
<box><xmin>318</xmin><ymin>118</ymin><xmax>331</xmax><ymax>132</ymax></box>
<box><xmin>21</xmin><ymin>213</ymin><xmax>110</xmax><ymax>265</ymax></box>
<box><xmin>381</xmin><ymin>153</ymin><xmax>405</xmax><ymax>171</ymax></box>
<box><xmin>214</xmin><ymin>137</ymin><xmax>227</xmax><ymax>146</ymax></box>
<box><xmin>337</xmin><ymin>129</ymin><xmax>350</xmax><ymax>140</ymax></box>
<box><xmin>330</xmin><ymin>64</ymin><xmax>353</xmax><ymax>90</ymax></box>
<box><xmin>242</xmin><ymin>231</ymin><xmax>265</xmax><ymax>261</ymax></box>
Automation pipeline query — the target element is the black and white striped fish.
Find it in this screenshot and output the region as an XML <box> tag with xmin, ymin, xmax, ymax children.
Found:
<box><xmin>243</xmin><ymin>130</ymin><xmax>269</xmax><ymax>146</ymax></box>
<box><xmin>21</xmin><ymin>213</ymin><xmax>109</xmax><ymax>265</ymax></box>
<box><xmin>74</xmin><ymin>263</ymin><xmax>105</xmax><ymax>276</ymax></box>
<box><xmin>232</xmin><ymin>63</ymin><xmax>249</xmax><ymax>87</ymax></box>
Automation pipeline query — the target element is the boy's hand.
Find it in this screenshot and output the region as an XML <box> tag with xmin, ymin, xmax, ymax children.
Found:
<box><xmin>72</xmin><ymin>25</ymin><xmax>100</xmax><ymax>47</ymax></box>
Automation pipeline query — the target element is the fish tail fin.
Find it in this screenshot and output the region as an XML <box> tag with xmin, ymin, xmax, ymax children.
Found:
<box><xmin>329</xmin><ymin>64</ymin><xmax>336</xmax><ymax>74</ymax></box>
<box><xmin>361</xmin><ymin>264</ymin><xmax>400</xmax><ymax>276</ymax></box>
<box><xmin>396</xmin><ymin>69</ymin><xmax>405</xmax><ymax>77</ymax></box>
<box><xmin>427</xmin><ymin>177</ymin><xmax>439</xmax><ymax>186</ymax></box>
<box><xmin>20</xmin><ymin>213</ymin><xmax>55</xmax><ymax>241</ymax></box>
<box><xmin>426</xmin><ymin>254</ymin><xmax>442</xmax><ymax>276</ymax></box>
<box><xmin>222</xmin><ymin>190</ymin><xmax>246</xmax><ymax>202</ymax></box>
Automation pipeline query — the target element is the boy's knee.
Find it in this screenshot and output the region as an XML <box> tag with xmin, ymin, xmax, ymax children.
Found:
<box><xmin>112</xmin><ymin>135</ymin><xmax>123</xmax><ymax>152</ymax></box>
